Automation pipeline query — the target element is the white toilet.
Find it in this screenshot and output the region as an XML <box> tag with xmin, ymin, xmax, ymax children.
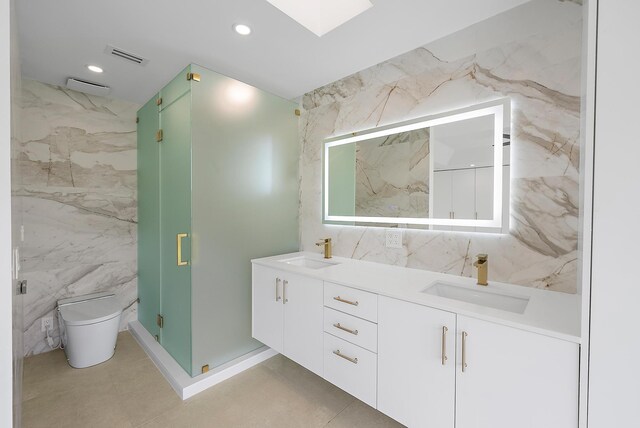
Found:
<box><xmin>57</xmin><ymin>292</ymin><xmax>123</xmax><ymax>368</ymax></box>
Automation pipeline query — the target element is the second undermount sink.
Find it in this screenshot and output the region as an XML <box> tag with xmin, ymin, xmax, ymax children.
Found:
<box><xmin>422</xmin><ymin>281</ymin><xmax>530</xmax><ymax>314</ymax></box>
<box><xmin>279</xmin><ymin>256</ymin><xmax>340</xmax><ymax>270</ymax></box>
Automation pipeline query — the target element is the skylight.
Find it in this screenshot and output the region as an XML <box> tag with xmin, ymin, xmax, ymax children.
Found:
<box><xmin>266</xmin><ymin>0</ymin><xmax>373</xmax><ymax>37</ymax></box>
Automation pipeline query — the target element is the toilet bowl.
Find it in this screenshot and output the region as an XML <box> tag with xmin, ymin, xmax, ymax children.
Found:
<box><xmin>57</xmin><ymin>292</ymin><xmax>123</xmax><ymax>368</ymax></box>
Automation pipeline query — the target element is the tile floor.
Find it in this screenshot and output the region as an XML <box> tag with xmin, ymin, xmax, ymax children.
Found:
<box><xmin>22</xmin><ymin>332</ymin><xmax>403</xmax><ymax>427</ymax></box>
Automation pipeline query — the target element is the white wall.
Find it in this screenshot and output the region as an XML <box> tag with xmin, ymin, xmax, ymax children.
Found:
<box><xmin>0</xmin><ymin>0</ymin><xmax>15</xmax><ymax>424</ymax></box>
<box><xmin>588</xmin><ymin>0</ymin><xmax>640</xmax><ymax>425</ymax></box>
<box><xmin>577</xmin><ymin>0</ymin><xmax>597</xmax><ymax>425</ymax></box>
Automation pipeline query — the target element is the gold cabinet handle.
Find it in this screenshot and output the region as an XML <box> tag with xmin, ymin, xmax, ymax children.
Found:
<box><xmin>333</xmin><ymin>349</ymin><xmax>358</xmax><ymax>364</ymax></box>
<box><xmin>283</xmin><ymin>280</ymin><xmax>288</xmax><ymax>304</ymax></box>
<box><xmin>333</xmin><ymin>296</ymin><xmax>359</xmax><ymax>306</ymax></box>
<box><xmin>462</xmin><ymin>331</ymin><xmax>468</xmax><ymax>372</ymax></box>
<box><xmin>442</xmin><ymin>326</ymin><xmax>448</xmax><ymax>365</ymax></box>
<box><xmin>177</xmin><ymin>233</ymin><xmax>189</xmax><ymax>266</ymax></box>
<box><xmin>333</xmin><ymin>323</ymin><xmax>358</xmax><ymax>336</ymax></box>
<box><xmin>275</xmin><ymin>278</ymin><xmax>282</xmax><ymax>302</ymax></box>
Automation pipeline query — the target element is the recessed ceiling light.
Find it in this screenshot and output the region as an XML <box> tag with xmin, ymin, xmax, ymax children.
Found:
<box><xmin>266</xmin><ymin>0</ymin><xmax>372</xmax><ymax>37</ymax></box>
<box><xmin>233</xmin><ymin>24</ymin><xmax>252</xmax><ymax>36</ymax></box>
<box><xmin>87</xmin><ymin>65</ymin><xmax>103</xmax><ymax>73</ymax></box>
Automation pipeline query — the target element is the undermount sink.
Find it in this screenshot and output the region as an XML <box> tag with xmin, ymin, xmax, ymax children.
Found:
<box><xmin>422</xmin><ymin>281</ymin><xmax>530</xmax><ymax>314</ymax></box>
<box><xmin>279</xmin><ymin>256</ymin><xmax>340</xmax><ymax>270</ymax></box>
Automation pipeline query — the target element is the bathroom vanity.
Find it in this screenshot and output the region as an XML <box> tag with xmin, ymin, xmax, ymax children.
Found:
<box><xmin>252</xmin><ymin>252</ymin><xmax>580</xmax><ymax>428</ymax></box>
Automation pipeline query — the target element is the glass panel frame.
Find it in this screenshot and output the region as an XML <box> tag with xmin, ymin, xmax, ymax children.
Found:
<box><xmin>323</xmin><ymin>99</ymin><xmax>510</xmax><ymax>231</ymax></box>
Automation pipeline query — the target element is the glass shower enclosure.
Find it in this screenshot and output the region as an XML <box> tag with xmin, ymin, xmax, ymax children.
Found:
<box><xmin>137</xmin><ymin>64</ymin><xmax>299</xmax><ymax>376</ymax></box>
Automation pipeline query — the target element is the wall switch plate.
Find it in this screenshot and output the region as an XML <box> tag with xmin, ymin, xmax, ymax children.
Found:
<box><xmin>41</xmin><ymin>317</ymin><xmax>53</xmax><ymax>332</ymax></box>
<box><xmin>385</xmin><ymin>229</ymin><xmax>403</xmax><ymax>249</ymax></box>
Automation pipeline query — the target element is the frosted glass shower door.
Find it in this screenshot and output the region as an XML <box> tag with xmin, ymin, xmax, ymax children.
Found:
<box><xmin>137</xmin><ymin>95</ymin><xmax>161</xmax><ymax>338</ymax></box>
<box><xmin>159</xmin><ymin>74</ymin><xmax>192</xmax><ymax>374</ymax></box>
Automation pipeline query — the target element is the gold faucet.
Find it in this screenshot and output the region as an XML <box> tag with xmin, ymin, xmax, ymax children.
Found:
<box><xmin>316</xmin><ymin>238</ymin><xmax>332</xmax><ymax>259</ymax></box>
<box><xmin>473</xmin><ymin>254</ymin><xmax>488</xmax><ymax>286</ymax></box>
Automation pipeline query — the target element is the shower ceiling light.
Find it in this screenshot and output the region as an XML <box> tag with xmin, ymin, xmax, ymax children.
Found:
<box><xmin>266</xmin><ymin>0</ymin><xmax>372</xmax><ymax>37</ymax></box>
<box><xmin>87</xmin><ymin>65</ymin><xmax>103</xmax><ymax>73</ymax></box>
<box><xmin>233</xmin><ymin>24</ymin><xmax>252</xmax><ymax>35</ymax></box>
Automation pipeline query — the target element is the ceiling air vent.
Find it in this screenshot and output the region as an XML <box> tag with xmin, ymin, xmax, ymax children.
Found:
<box><xmin>105</xmin><ymin>44</ymin><xmax>149</xmax><ymax>66</ymax></box>
<box><xmin>66</xmin><ymin>78</ymin><xmax>111</xmax><ymax>97</ymax></box>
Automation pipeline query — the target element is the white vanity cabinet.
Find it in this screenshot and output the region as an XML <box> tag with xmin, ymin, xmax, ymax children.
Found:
<box><xmin>322</xmin><ymin>282</ymin><xmax>379</xmax><ymax>407</ymax></box>
<box><xmin>455</xmin><ymin>315</ymin><xmax>579</xmax><ymax>428</ymax></box>
<box><xmin>252</xmin><ymin>257</ymin><xmax>580</xmax><ymax>428</ymax></box>
<box><xmin>378</xmin><ymin>296</ymin><xmax>457</xmax><ymax>428</ymax></box>
<box><xmin>251</xmin><ymin>264</ymin><xmax>324</xmax><ymax>376</ymax></box>
<box><xmin>377</xmin><ymin>296</ymin><xmax>579</xmax><ymax>428</ymax></box>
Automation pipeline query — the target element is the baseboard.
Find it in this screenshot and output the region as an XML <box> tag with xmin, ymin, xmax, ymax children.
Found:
<box><xmin>128</xmin><ymin>320</ymin><xmax>278</xmax><ymax>400</ymax></box>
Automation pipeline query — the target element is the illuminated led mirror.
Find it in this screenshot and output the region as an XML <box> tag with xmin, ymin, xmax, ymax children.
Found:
<box><xmin>323</xmin><ymin>99</ymin><xmax>510</xmax><ymax>232</ymax></box>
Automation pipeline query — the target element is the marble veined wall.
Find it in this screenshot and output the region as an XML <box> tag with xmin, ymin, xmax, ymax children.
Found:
<box><xmin>299</xmin><ymin>0</ymin><xmax>583</xmax><ymax>293</ymax></box>
<box><xmin>18</xmin><ymin>79</ymin><xmax>139</xmax><ymax>356</ymax></box>
<box><xmin>355</xmin><ymin>128</ymin><xmax>430</xmax><ymax>218</ymax></box>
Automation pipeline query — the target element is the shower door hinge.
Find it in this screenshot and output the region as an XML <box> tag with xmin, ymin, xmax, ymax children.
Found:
<box><xmin>154</xmin><ymin>335</ymin><xmax>159</xmax><ymax>342</ymax></box>
<box><xmin>156</xmin><ymin>97</ymin><xmax>163</xmax><ymax>106</ymax></box>
<box><xmin>201</xmin><ymin>364</ymin><xmax>209</xmax><ymax>374</ymax></box>
<box><xmin>187</xmin><ymin>72</ymin><xmax>201</xmax><ymax>82</ymax></box>
<box><xmin>156</xmin><ymin>314</ymin><xmax>164</xmax><ymax>328</ymax></box>
<box><xmin>136</xmin><ymin>117</ymin><xmax>139</xmax><ymax>124</ymax></box>
<box><xmin>18</xmin><ymin>280</ymin><xmax>27</xmax><ymax>295</ymax></box>
<box><xmin>294</xmin><ymin>109</ymin><xmax>301</xmax><ymax>116</ymax></box>
<box><xmin>156</xmin><ymin>129</ymin><xmax>163</xmax><ymax>142</ymax></box>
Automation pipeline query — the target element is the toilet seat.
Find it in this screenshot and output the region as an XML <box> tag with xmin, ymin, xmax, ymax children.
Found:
<box><xmin>58</xmin><ymin>292</ymin><xmax>122</xmax><ymax>326</ymax></box>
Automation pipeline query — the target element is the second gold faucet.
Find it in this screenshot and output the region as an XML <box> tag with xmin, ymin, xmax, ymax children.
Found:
<box><xmin>473</xmin><ymin>254</ymin><xmax>488</xmax><ymax>286</ymax></box>
<box><xmin>316</xmin><ymin>238</ymin><xmax>332</xmax><ymax>259</ymax></box>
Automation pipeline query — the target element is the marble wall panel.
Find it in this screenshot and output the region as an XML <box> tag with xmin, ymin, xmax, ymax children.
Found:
<box><xmin>299</xmin><ymin>0</ymin><xmax>583</xmax><ymax>294</ymax></box>
<box><xmin>17</xmin><ymin>79</ymin><xmax>139</xmax><ymax>356</ymax></box>
<box><xmin>355</xmin><ymin>128</ymin><xmax>430</xmax><ymax>218</ymax></box>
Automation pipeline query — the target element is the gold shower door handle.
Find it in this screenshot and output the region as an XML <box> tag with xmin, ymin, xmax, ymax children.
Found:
<box><xmin>177</xmin><ymin>233</ymin><xmax>189</xmax><ymax>266</ymax></box>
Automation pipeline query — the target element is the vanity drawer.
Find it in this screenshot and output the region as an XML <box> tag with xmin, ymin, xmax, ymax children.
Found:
<box><xmin>323</xmin><ymin>333</ymin><xmax>377</xmax><ymax>408</ymax></box>
<box><xmin>324</xmin><ymin>307</ymin><xmax>377</xmax><ymax>353</ymax></box>
<box><xmin>324</xmin><ymin>282</ymin><xmax>378</xmax><ymax>322</ymax></box>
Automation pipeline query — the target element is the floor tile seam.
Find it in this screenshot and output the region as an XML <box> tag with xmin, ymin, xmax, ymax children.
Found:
<box><xmin>323</xmin><ymin>398</ymin><xmax>357</xmax><ymax>426</ymax></box>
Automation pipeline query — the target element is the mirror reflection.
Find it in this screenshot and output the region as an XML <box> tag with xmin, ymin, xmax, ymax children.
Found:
<box><xmin>324</xmin><ymin>100</ymin><xmax>510</xmax><ymax>230</ymax></box>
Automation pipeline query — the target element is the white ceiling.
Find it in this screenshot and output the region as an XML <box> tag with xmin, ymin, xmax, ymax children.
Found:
<box><xmin>17</xmin><ymin>0</ymin><xmax>529</xmax><ymax>104</ymax></box>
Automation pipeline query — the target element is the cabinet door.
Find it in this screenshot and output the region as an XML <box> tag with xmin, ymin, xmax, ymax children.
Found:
<box><xmin>159</xmin><ymin>75</ymin><xmax>192</xmax><ymax>374</ymax></box>
<box><xmin>137</xmin><ymin>95</ymin><xmax>161</xmax><ymax>337</ymax></box>
<box><xmin>251</xmin><ymin>265</ymin><xmax>284</xmax><ymax>353</ymax></box>
<box><xmin>451</xmin><ymin>169</ymin><xmax>475</xmax><ymax>220</ymax></box>
<box><xmin>378</xmin><ymin>296</ymin><xmax>456</xmax><ymax>428</ymax></box>
<box><xmin>283</xmin><ymin>273</ymin><xmax>324</xmax><ymax>376</ymax></box>
<box><xmin>456</xmin><ymin>316</ymin><xmax>578</xmax><ymax>428</ymax></box>
<box><xmin>474</xmin><ymin>167</ymin><xmax>494</xmax><ymax>221</ymax></box>
<box><xmin>432</xmin><ymin>170</ymin><xmax>452</xmax><ymax>220</ymax></box>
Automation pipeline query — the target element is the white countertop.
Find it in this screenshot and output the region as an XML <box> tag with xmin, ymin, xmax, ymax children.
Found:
<box><xmin>252</xmin><ymin>251</ymin><xmax>581</xmax><ymax>343</ymax></box>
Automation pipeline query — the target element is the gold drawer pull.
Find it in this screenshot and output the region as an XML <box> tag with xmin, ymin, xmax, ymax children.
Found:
<box><xmin>333</xmin><ymin>350</ymin><xmax>358</xmax><ymax>364</ymax></box>
<box><xmin>462</xmin><ymin>331</ymin><xmax>468</xmax><ymax>373</ymax></box>
<box><xmin>442</xmin><ymin>326</ymin><xmax>448</xmax><ymax>366</ymax></box>
<box><xmin>333</xmin><ymin>323</ymin><xmax>358</xmax><ymax>336</ymax></box>
<box><xmin>333</xmin><ymin>296</ymin><xmax>359</xmax><ymax>306</ymax></box>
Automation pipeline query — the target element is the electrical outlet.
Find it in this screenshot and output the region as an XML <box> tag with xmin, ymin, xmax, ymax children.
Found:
<box><xmin>41</xmin><ymin>317</ymin><xmax>53</xmax><ymax>332</ymax></box>
<box><xmin>385</xmin><ymin>229</ymin><xmax>403</xmax><ymax>249</ymax></box>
